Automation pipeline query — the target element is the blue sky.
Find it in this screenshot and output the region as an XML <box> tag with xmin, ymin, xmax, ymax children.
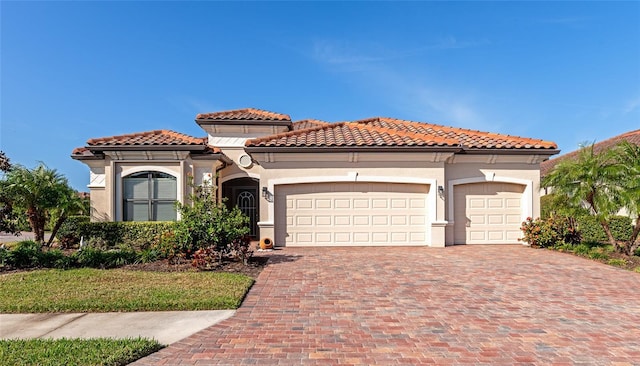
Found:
<box><xmin>1</xmin><ymin>1</ymin><xmax>639</xmax><ymax>191</ymax></box>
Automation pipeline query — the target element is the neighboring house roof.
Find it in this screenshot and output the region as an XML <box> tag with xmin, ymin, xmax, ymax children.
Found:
<box><xmin>291</xmin><ymin>119</ymin><xmax>329</xmax><ymax>131</ymax></box>
<box><xmin>246</xmin><ymin>116</ymin><xmax>558</xmax><ymax>152</ymax></box>
<box><xmin>540</xmin><ymin>129</ymin><xmax>640</xmax><ymax>177</ymax></box>
<box><xmin>196</xmin><ymin>108</ymin><xmax>291</xmax><ymax>122</ymax></box>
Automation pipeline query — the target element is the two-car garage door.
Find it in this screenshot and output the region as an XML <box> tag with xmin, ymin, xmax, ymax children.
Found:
<box><xmin>275</xmin><ymin>182</ymin><xmax>429</xmax><ymax>246</ymax></box>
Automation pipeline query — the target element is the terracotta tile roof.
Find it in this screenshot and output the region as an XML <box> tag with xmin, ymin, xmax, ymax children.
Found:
<box><xmin>247</xmin><ymin>122</ymin><xmax>460</xmax><ymax>148</ymax></box>
<box><xmin>86</xmin><ymin>130</ymin><xmax>206</xmax><ymax>147</ymax></box>
<box><xmin>292</xmin><ymin>119</ymin><xmax>330</xmax><ymax>131</ymax></box>
<box><xmin>71</xmin><ymin>130</ymin><xmax>224</xmax><ymax>160</ymax></box>
<box><xmin>354</xmin><ymin>118</ymin><xmax>558</xmax><ymax>149</ymax></box>
<box><xmin>541</xmin><ymin>129</ymin><xmax>640</xmax><ymax>176</ymax></box>
<box><xmin>196</xmin><ymin>108</ymin><xmax>291</xmax><ymax>121</ymax></box>
<box><xmin>247</xmin><ymin>117</ymin><xmax>557</xmax><ymax>151</ymax></box>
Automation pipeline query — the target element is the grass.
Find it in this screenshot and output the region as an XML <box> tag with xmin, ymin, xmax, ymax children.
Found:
<box><xmin>0</xmin><ymin>268</ymin><xmax>254</xmax><ymax>313</ymax></box>
<box><xmin>0</xmin><ymin>337</ymin><xmax>163</xmax><ymax>366</ymax></box>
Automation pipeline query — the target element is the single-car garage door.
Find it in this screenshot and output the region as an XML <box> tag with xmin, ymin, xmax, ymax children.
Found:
<box><xmin>454</xmin><ymin>182</ymin><xmax>524</xmax><ymax>244</ymax></box>
<box><xmin>275</xmin><ymin>182</ymin><xmax>430</xmax><ymax>246</ymax></box>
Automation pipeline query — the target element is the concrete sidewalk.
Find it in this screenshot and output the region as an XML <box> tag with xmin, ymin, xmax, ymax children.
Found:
<box><xmin>0</xmin><ymin>310</ymin><xmax>235</xmax><ymax>345</ymax></box>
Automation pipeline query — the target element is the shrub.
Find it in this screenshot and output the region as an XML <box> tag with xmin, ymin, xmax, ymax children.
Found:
<box><xmin>520</xmin><ymin>216</ymin><xmax>580</xmax><ymax>248</ymax></box>
<box><xmin>9</xmin><ymin>241</ymin><xmax>42</xmax><ymax>268</ymax></box>
<box><xmin>577</xmin><ymin>215</ymin><xmax>633</xmax><ymax>243</ymax></box>
<box><xmin>573</xmin><ymin>244</ymin><xmax>591</xmax><ymax>256</ymax></box>
<box><xmin>607</xmin><ymin>258</ymin><xmax>627</xmax><ymax>267</ymax></box>
<box><xmin>38</xmin><ymin>249</ymin><xmax>68</xmax><ymax>269</ymax></box>
<box><xmin>138</xmin><ymin>248</ymin><xmax>160</xmax><ymax>264</ymax></box>
<box><xmin>56</xmin><ymin>215</ymin><xmax>90</xmax><ymax>248</ymax></box>
<box><xmin>0</xmin><ymin>246</ymin><xmax>10</xmax><ymax>268</ymax></box>
<box><xmin>587</xmin><ymin>251</ymin><xmax>608</xmax><ymax>260</ymax></box>
<box><xmin>229</xmin><ymin>235</ymin><xmax>253</xmax><ymax>265</ymax></box>
<box><xmin>634</xmin><ymin>267</ymin><xmax>640</xmax><ymax>273</ymax></box>
<box><xmin>173</xmin><ymin>179</ymin><xmax>250</xmax><ymax>260</ymax></box>
<box><xmin>191</xmin><ymin>246</ymin><xmax>222</xmax><ymax>270</ymax></box>
<box><xmin>66</xmin><ymin>221</ymin><xmax>175</xmax><ymax>250</ymax></box>
<box><xmin>72</xmin><ymin>247</ymin><xmax>138</xmax><ymax>269</ymax></box>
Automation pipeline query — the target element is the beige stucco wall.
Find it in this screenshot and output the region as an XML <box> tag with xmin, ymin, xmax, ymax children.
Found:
<box><xmin>79</xmin><ymin>143</ymin><xmax>547</xmax><ymax>248</ymax></box>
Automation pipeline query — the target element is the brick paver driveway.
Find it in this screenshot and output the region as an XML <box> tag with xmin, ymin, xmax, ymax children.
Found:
<box><xmin>133</xmin><ymin>246</ymin><xmax>640</xmax><ymax>365</ymax></box>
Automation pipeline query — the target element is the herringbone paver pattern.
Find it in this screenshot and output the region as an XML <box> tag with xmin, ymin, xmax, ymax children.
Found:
<box><xmin>132</xmin><ymin>246</ymin><xmax>640</xmax><ymax>365</ymax></box>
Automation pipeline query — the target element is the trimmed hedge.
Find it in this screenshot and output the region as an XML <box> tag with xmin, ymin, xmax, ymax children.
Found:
<box><xmin>56</xmin><ymin>217</ymin><xmax>175</xmax><ymax>250</ymax></box>
<box><xmin>576</xmin><ymin>215</ymin><xmax>633</xmax><ymax>243</ymax></box>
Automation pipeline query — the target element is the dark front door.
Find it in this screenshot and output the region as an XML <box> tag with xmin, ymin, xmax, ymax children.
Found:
<box><xmin>233</xmin><ymin>186</ymin><xmax>258</xmax><ymax>238</ymax></box>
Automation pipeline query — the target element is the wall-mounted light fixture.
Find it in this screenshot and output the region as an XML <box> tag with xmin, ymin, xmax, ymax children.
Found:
<box><xmin>262</xmin><ymin>187</ymin><xmax>273</xmax><ymax>202</ymax></box>
<box><xmin>438</xmin><ymin>185</ymin><xmax>445</xmax><ymax>198</ymax></box>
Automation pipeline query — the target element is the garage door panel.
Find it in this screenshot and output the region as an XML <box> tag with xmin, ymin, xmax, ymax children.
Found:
<box><xmin>454</xmin><ymin>182</ymin><xmax>524</xmax><ymax>244</ymax></box>
<box><xmin>296</xmin><ymin>216</ymin><xmax>313</xmax><ymax>226</ymax></box>
<box><xmin>335</xmin><ymin>232</ymin><xmax>350</xmax><ymax>242</ymax></box>
<box><xmin>316</xmin><ymin>216</ymin><xmax>331</xmax><ymax>226</ymax></box>
<box><xmin>353</xmin><ymin>216</ymin><xmax>369</xmax><ymax>226</ymax></box>
<box><xmin>277</xmin><ymin>182</ymin><xmax>429</xmax><ymax>246</ymax></box>
<box><xmin>316</xmin><ymin>199</ymin><xmax>332</xmax><ymax>209</ymax></box>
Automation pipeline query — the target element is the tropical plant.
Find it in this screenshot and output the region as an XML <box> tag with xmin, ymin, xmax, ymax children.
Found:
<box><xmin>1</xmin><ymin>163</ymin><xmax>72</xmax><ymax>244</ymax></box>
<box><xmin>611</xmin><ymin>141</ymin><xmax>640</xmax><ymax>254</ymax></box>
<box><xmin>542</xmin><ymin>143</ymin><xmax>624</xmax><ymax>251</ymax></box>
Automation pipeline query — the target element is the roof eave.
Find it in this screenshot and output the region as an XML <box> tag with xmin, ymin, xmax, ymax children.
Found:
<box><xmin>190</xmin><ymin>152</ymin><xmax>233</xmax><ymax>164</ymax></box>
<box><xmin>461</xmin><ymin>148</ymin><xmax>560</xmax><ymax>156</ymax></box>
<box><xmin>196</xmin><ymin>119</ymin><xmax>293</xmax><ymax>127</ymax></box>
<box><xmin>86</xmin><ymin>145</ymin><xmax>208</xmax><ymax>152</ymax></box>
<box><xmin>245</xmin><ymin>146</ymin><xmax>463</xmax><ymax>153</ymax></box>
<box><xmin>71</xmin><ymin>153</ymin><xmax>105</xmax><ymax>161</ymax></box>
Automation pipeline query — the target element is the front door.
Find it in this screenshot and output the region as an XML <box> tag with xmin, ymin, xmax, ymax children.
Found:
<box><xmin>231</xmin><ymin>186</ymin><xmax>259</xmax><ymax>238</ymax></box>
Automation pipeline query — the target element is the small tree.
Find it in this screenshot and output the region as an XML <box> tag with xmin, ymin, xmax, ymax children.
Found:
<box><xmin>2</xmin><ymin>163</ymin><xmax>71</xmax><ymax>244</ymax></box>
<box><xmin>543</xmin><ymin>141</ymin><xmax>640</xmax><ymax>254</ymax></box>
<box><xmin>172</xmin><ymin>177</ymin><xmax>250</xmax><ymax>262</ymax></box>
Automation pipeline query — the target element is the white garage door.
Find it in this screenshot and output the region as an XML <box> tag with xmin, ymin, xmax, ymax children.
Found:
<box><xmin>275</xmin><ymin>182</ymin><xmax>430</xmax><ymax>246</ymax></box>
<box><xmin>454</xmin><ymin>182</ymin><xmax>524</xmax><ymax>244</ymax></box>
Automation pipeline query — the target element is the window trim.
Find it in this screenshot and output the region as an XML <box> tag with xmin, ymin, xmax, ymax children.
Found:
<box><xmin>122</xmin><ymin>171</ymin><xmax>178</xmax><ymax>222</ymax></box>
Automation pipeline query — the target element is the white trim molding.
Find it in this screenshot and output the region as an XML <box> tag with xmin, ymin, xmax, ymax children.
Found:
<box><xmin>115</xmin><ymin>165</ymin><xmax>183</xmax><ymax>222</ymax></box>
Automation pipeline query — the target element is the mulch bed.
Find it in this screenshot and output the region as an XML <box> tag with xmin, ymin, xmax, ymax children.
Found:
<box><xmin>120</xmin><ymin>256</ymin><xmax>269</xmax><ymax>278</ymax></box>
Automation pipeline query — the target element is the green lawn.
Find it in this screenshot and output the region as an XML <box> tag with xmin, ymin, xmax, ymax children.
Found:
<box><xmin>0</xmin><ymin>268</ymin><xmax>254</xmax><ymax>313</ymax></box>
<box><xmin>0</xmin><ymin>337</ymin><xmax>163</xmax><ymax>366</ymax></box>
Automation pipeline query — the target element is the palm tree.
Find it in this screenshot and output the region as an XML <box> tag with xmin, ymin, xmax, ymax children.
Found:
<box><xmin>613</xmin><ymin>141</ymin><xmax>640</xmax><ymax>254</ymax></box>
<box><xmin>3</xmin><ymin>163</ymin><xmax>70</xmax><ymax>244</ymax></box>
<box><xmin>542</xmin><ymin>143</ymin><xmax>623</xmax><ymax>250</ymax></box>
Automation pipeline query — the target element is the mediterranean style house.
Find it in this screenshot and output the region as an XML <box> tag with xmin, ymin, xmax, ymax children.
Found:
<box><xmin>72</xmin><ymin>108</ymin><xmax>558</xmax><ymax>247</ymax></box>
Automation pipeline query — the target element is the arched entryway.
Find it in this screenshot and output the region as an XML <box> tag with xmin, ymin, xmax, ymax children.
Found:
<box><xmin>222</xmin><ymin>177</ymin><xmax>259</xmax><ymax>238</ymax></box>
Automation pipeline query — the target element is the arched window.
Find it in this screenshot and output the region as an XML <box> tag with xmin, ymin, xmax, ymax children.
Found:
<box><xmin>123</xmin><ymin>171</ymin><xmax>177</xmax><ymax>221</ymax></box>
